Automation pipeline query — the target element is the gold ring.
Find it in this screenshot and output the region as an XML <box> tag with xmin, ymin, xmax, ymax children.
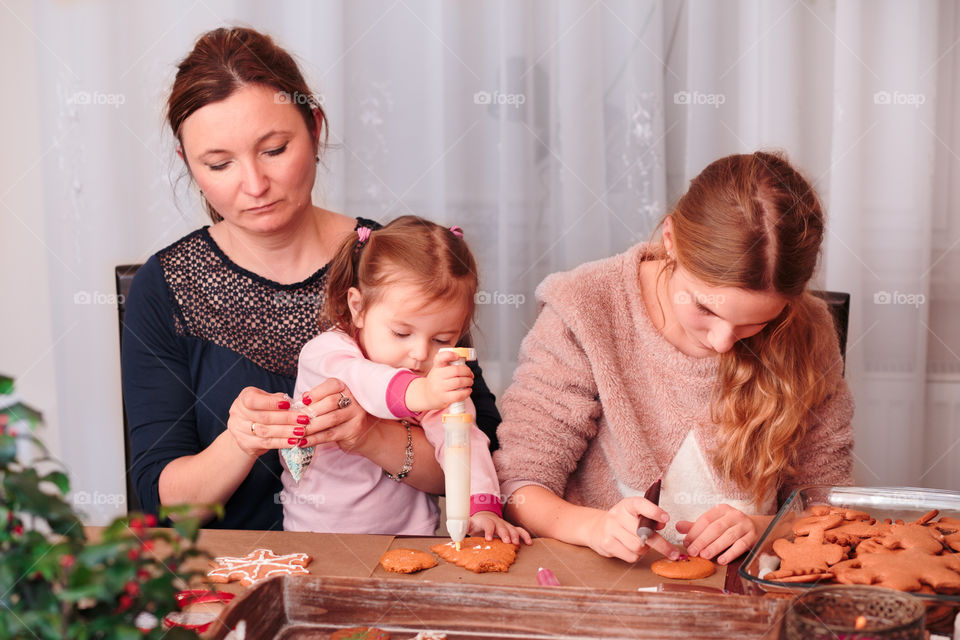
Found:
<box><xmin>338</xmin><ymin>393</ymin><xmax>352</xmax><ymax>409</ymax></box>
<box><xmin>250</xmin><ymin>421</ymin><xmax>257</xmax><ymax>435</ymax></box>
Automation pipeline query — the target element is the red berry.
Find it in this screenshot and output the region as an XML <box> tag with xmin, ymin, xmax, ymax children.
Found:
<box><xmin>127</xmin><ymin>548</ymin><xmax>139</xmax><ymax>561</ymax></box>
<box><xmin>124</xmin><ymin>581</ymin><xmax>140</xmax><ymax>597</ymax></box>
<box><xmin>136</xmin><ymin>568</ymin><xmax>150</xmax><ymax>581</ymax></box>
<box><xmin>117</xmin><ymin>594</ymin><xmax>134</xmax><ymax>612</ymax></box>
<box><xmin>144</xmin><ymin>514</ymin><xmax>158</xmax><ymax>528</ymax></box>
<box><xmin>12</xmin><ymin>525</ymin><xmax>23</xmax><ymax>536</ymax></box>
<box><xmin>130</xmin><ymin>517</ymin><xmax>143</xmax><ymax>531</ymax></box>
<box><xmin>140</xmin><ymin>540</ymin><xmax>155</xmax><ymax>552</ymax></box>
<box><xmin>59</xmin><ymin>554</ymin><xmax>76</xmax><ymax>569</ymax></box>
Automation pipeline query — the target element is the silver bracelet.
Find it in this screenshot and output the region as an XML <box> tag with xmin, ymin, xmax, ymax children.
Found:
<box><xmin>383</xmin><ymin>420</ymin><xmax>413</xmax><ymax>482</ymax></box>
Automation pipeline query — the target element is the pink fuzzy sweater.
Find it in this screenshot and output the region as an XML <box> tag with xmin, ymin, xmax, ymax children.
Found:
<box><xmin>494</xmin><ymin>244</ymin><xmax>854</xmax><ymax>513</ymax></box>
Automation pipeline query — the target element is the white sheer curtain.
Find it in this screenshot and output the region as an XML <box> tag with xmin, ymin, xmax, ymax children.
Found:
<box><xmin>2</xmin><ymin>0</ymin><xmax>956</xmax><ymax>523</ymax></box>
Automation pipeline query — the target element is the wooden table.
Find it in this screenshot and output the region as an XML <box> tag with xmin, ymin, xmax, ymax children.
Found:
<box><xmin>126</xmin><ymin>528</ymin><xmax>789</xmax><ymax>638</ymax></box>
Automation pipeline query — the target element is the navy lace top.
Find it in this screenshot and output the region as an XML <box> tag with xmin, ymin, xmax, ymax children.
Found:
<box><xmin>121</xmin><ymin>219</ymin><xmax>501</xmax><ymax>530</ymax></box>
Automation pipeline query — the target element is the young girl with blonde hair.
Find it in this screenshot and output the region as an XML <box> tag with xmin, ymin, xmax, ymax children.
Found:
<box><xmin>494</xmin><ymin>151</ymin><xmax>853</xmax><ymax>564</ymax></box>
<box><xmin>281</xmin><ymin>215</ymin><xmax>529</xmax><ymax>543</ymax></box>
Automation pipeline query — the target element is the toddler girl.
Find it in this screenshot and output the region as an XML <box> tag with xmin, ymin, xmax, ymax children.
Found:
<box><xmin>280</xmin><ymin>215</ymin><xmax>529</xmax><ymax>545</ymax></box>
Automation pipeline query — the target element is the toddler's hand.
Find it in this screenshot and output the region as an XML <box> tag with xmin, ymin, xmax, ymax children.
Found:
<box><xmin>469</xmin><ymin>510</ymin><xmax>532</xmax><ymax>546</ymax></box>
<box><xmin>675</xmin><ymin>503</ymin><xmax>762</xmax><ymax>565</ymax></box>
<box><xmin>405</xmin><ymin>350</ymin><xmax>474</xmax><ymax>413</ymax></box>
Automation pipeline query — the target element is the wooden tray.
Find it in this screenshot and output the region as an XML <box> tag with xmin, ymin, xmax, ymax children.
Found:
<box><xmin>206</xmin><ymin>575</ymin><xmax>787</xmax><ymax>639</ymax></box>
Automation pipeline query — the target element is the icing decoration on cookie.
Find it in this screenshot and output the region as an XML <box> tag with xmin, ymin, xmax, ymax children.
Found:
<box><xmin>429</xmin><ymin>536</ymin><xmax>518</xmax><ymax>573</ymax></box>
<box><xmin>207</xmin><ymin>548</ymin><xmax>311</xmax><ymax>586</ymax></box>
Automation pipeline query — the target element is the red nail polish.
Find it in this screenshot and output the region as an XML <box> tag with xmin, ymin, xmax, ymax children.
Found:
<box><xmin>293</xmin><ymin>427</ymin><xmax>305</xmax><ymax>437</ymax></box>
<box><xmin>278</xmin><ymin>400</ymin><xmax>291</xmax><ymax>410</ymax></box>
<box><xmin>287</xmin><ymin>438</ymin><xmax>298</xmax><ymax>445</ymax></box>
<box><xmin>298</xmin><ymin>438</ymin><xmax>308</xmax><ymax>447</ymax></box>
<box><xmin>297</xmin><ymin>415</ymin><xmax>310</xmax><ymax>425</ymax></box>
<box><xmin>302</xmin><ymin>394</ymin><xmax>312</xmax><ymax>405</ymax></box>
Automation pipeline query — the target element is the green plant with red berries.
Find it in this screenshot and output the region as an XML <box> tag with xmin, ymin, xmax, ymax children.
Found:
<box><xmin>0</xmin><ymin>412</ymin><xmax>219</xmax><ymax>639</ymax></box>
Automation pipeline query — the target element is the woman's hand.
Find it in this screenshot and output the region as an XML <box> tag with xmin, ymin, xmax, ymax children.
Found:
<box><xmin>298</xmin><ymin>379</ymin><xmax>381</xmax><ymax>453</ymax></box>
<box><xmin>578</xmin><ymin>497</ymin><xmax>681</xmax><ymax>563</ymax></box>
<box><xmin>226</xmin><ymin>385</ymin><xmax>325</xmax><ymax>458</ymax></box>
<box><xmin>674</xmin><ymin>503</ymin><xmax>764</xmax><ymax>565</ymax></box>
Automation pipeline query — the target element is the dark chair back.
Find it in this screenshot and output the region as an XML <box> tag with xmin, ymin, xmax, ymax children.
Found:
<box><xmin>811</xmin><ymin>290</ymin><xmax>850</xmax><ymax>374</ymax></box>
<box><xmin>115</xmin><ymin>264</ymin><xmax>142</xmax><ymax>512</ymax></box>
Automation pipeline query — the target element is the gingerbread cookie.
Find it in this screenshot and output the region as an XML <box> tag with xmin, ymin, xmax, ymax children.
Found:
<box><xmin>650</xmin><ymin>555</ymin><xmax>715</xmax><ymax>580</ymax></box>
<box><xmin>823</xmin><ymin>519</ymin><xmax>891</xmax><ymax>546</ymax></box>
<box><xmin>832</xmin><ymin>548</ymin><xmax>960</xmax><ymax>592</ymax></box>
<box><xmin>207</xmin><ymin>548</ymin><xmax>311</xmax><ymax>586</ymax></box>
<box><xmin>379</xmin><ymin>549</ymin><xmax>438</xmax><ymax>574</ymax></box>
<box><xmin>766</xmin><ymin>525</ymin><xmax>845</xmax><ymax>581</ymax></box>
<box><xmin>871</xmin><ymin>523</ymin><xmax>944</xmax><ymax>554</ymax></box>
<box><xmin>329</xmin><ymin>627</ymin><xmax>390</xmax><ymax>640</ymax></box>
<box><xmin>429</xmin><ymin>537</ymin><xmax>518</xmax><ymax>573</ymax></box>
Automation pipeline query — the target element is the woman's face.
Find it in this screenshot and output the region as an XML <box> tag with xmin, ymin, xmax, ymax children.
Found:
<box><xmin>179</xmin><ymin>83</ymin><xmax>318</xmax><ymax>233</ymax></box>
<box><xmin>665</xmin><ymin>264</ymin><xmax>787</xmax><ymax>356</ymax></box>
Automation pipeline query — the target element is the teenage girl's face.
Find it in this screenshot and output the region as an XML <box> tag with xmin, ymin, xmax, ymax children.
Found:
<box><xmin>178</xmin><ymin>83</ymin><xmax>319</xmax><ymax>233</ymax></box>
<box><xmin>665</xmin><ymin>264</ymin><xmax>787</xmax><ymax>356</ymax></box>
<box><xmin>348</xmin><ymin>282</ymin><xmax>468</xmax><ymax>373</ymax></box>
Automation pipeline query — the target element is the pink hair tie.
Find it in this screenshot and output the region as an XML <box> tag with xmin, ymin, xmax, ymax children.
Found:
<box><xmin>357</xmin><ymin>227</ymin><xmax>372</xmax><ymax>243</ymax></box>
<box><xmin>449</xmin><ymin>226</ymin><xmax>464</xmax><ymax>238</ymax></box>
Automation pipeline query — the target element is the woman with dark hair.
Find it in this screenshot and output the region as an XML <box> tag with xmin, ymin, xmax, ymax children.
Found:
<box><xmin>494</xmin><ymin>151</ymin><xmax>854</xmax><ymax>565</ymax></box>
<box><xmin>121</xmin><ymin>27</ymin><xmax>500</xmax><ymax>529</ymax></box>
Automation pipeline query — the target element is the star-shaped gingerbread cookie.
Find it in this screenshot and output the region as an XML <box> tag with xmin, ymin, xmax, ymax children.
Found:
<box><xmin>207</xmin><ymin>548</ymin><xmax>312</xmax><ymax>586</ymax></box>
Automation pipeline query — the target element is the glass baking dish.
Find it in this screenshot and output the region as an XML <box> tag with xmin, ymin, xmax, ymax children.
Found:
<box><xmin>739</xmin><ymin>485</ymin><xmax>960</xmax><ymax>607</ymax></box>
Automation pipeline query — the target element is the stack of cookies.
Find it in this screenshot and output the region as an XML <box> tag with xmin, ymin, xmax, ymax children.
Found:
<box><xmin>766</xmin><ymin>506</ymin><xmax>960</xmax><ymax>595</ymax></box>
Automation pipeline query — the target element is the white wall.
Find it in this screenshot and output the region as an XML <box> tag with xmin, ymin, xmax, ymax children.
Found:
<box><xmin>0</xmin><ymin>2</ymin><xmax>61</xmax><ymax>467</ymax></box>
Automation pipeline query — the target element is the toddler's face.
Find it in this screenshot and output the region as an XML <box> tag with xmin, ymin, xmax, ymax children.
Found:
<box><xmin>349</xmin><ymin>282</ymin><xmax>467</xmax><ymax>373</ymax></box>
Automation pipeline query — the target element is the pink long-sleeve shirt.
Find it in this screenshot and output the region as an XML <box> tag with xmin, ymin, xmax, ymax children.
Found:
<box><xmin>280</xmin><ymin>330</ymin><xmax>501</xmax><ymax>533</ymax></box>
<box><xmin>494</xmin><ymin>244</ymin><xmax>854</xmax><ymax>525</ymax></box>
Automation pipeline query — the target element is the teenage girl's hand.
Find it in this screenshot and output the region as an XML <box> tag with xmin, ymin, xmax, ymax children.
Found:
<box><xmin>226</xmin><ymin>383</ymin><xmax>339</xmax><ymax>458</ymax></box>
<box><xmin>579</xmin><ymin>497</ymin><xmax>682</xmax><ymax>563</ymax></box>
<box><xmin>674</xmin><ymin>503</ymin><xmax>765</xmax><ymax>565</ymax></box>
<box><xmin>468</xmin><ymin>511</ymin><xmax>533</xmax><ymax>546</ymax></box>
<box><xmin>405</xmin><ymin>350</ymin><xmax>474</xmax><ymax>413</ymax></box>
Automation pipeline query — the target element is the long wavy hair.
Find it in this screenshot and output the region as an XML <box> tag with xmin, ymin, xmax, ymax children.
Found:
<box><xmin>661</xmin><ymin>151</ymin><xmax>835</xmax><ymax>505</ymax></box>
